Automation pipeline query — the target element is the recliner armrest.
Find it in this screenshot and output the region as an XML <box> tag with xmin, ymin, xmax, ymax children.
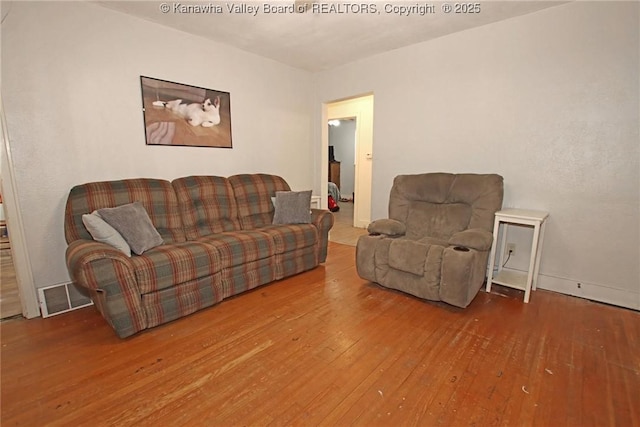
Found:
<box><xmin>367</xmin><ymin>219</ymin><xmax>406</xmax><ymax>237</ymax></box>
<box><xmin>448</xmin><ymin>228</ymin><xmax>493</xmax><ymax>251</ymax></box>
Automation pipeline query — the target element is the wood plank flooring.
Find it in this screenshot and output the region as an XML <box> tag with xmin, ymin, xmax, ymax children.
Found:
<box><xmin>1</xmin><ymin>242</ymin><xmax>639</xmax><ymax>426</ymax></box>
<box><xmin>328</xmin><ymin>201</ymin><xmax>368</xmax><ymax>246</ymax></box>
<box><xmin>0</xmin><ymin>236</ymin><xmax>21</xmax><ymax>318</ymax></box>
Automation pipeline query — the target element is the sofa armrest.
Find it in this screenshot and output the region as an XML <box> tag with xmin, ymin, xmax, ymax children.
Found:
<box><xmin>311</xmin><ymin>209</ymin><xmax>334</xmax><ymax>263</ymax></box>
<box><xmin>66</xmin><ymin>239</ymin><xmax>147</xmax><ymax>338</ymax></box>
<box><xmin>367</xmin><ymin>219</ymin><xmax>406</xmax><ymax>237</ymax></box>
<box><xmin>448</xmin><ymin>228</ymin><xmax>493</xmax><ymax>251</ymax></box>
<box><xmin>66</xmin><ymin>239</ymin><xmax>133</xmax><ymax>288</ymax></box>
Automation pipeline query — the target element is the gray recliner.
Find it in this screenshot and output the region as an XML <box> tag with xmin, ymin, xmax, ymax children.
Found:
<box><xmin>356</xmin><ymin>173</ymin><xmax>504</xmax><ymax>308</ymax></box>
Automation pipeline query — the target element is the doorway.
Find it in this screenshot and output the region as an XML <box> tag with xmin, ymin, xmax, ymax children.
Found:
<box><xmin>323</xmin><ymin>94</ymin><xmax>374</xmax><ymax>245</ymax></box>
<box><xmin>328</xmin><ymin>118</ymin><xmax>355</xmax><ymax>202</ymax></box>
<box><xmin>328</xmin><ymin>118</ymin><xmax>366</xmax><ymax>245</ymax></box>
<box><xmin>0</xmin><ymin>196</ymin><xmax>21</xmax><ymax>318</ymax></box>
<box><xmin>1</xmin><ymin>96</ymin><xmax>40</xmax><ymax>319</ymax></box>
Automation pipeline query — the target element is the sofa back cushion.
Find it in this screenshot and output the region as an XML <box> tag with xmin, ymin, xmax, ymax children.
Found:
<box><xmin>389</xmin><ymin>173</ymin><xmax>503</xmax><ymax>240</ymax></box>
<box><xmin>172</xmin><ymin>176</ymin><xmax>242</xmax><ymax>239</ymax></box>
<box><xmin>228</xmin><ymin>174</ymin><xmax>291</xmax><ymax>229</ymax></box>
<box><xmin>65</xmin><ymin>179</ymin><xmax>186</xmax><ymax>244</ymax></box>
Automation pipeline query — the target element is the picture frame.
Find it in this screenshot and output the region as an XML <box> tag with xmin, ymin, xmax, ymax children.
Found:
<box><xmin>140</xmin><ymin>76</ymin><xmax>232</xmax><ymax>148</ymax></box>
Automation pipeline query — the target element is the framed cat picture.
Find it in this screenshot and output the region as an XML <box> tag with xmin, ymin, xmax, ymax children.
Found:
<box><xmin>140</xmin><ymin>76</ymin><xmax>233</xmax><ymax>148</ymax></box>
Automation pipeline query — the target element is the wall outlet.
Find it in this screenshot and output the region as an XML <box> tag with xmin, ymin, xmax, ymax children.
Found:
<box><xmin>506</xmin><ymin>243</ymin><xmax>516</xmax><ymax>256</ymax></box>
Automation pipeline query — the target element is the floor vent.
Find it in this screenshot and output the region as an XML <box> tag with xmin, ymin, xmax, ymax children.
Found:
<box><xmin>37</xmin><ymin>283</ymin><xmax>93</xmax><ymax>318</ymax></box>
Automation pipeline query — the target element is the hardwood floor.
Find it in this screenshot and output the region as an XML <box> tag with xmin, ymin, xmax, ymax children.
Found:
<box><xmin>328</xmin><ymin>201</ymin><xmax>368</xmax><ymax>246</ymax></box>
<box><xmin>1</xmin><ymin>242</ymin><xmax>638</xmax><ymax>426</ymax></box>
<box><xmin>0</xmin><ymin>235</ymin><xmax>21</xmax><ymax>319</ymax></box>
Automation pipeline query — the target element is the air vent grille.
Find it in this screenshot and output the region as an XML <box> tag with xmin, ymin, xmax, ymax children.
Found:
<box><xmin>38</xmin><ymin>283</ymin><xmax>93</xmax><ymax>318</ymax></box>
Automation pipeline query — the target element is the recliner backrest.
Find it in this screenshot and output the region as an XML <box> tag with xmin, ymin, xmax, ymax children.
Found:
<box><xmin>389</xmin><ymin>173</ymin><xmax>504</xmax><ymax>240</ymax></box>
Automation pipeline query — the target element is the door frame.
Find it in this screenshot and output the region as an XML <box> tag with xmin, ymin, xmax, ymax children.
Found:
<box><xmin>1</xmin><ymin>95</ymin><xmax>40</xmax><ymax>318</ymax></box>
<box><xmin>322</xmin><ymin>94</ymin><xmax>374</xmax><ymax>228</ymax></box>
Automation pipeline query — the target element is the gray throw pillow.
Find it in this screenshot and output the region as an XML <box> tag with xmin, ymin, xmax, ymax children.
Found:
<box><xmin>272</xmin><ymin>190</ymin><xmax>312</xmax><ymax>224</ymax></box>
<box><xmin>82</xmin><ymin>211</ymin><xmax>132</xmax><ymax>257</ymax></box>
<box><xmin>97</xmin><ymin>201</ymin><xmax>164</xmax><ymax>255</ymax></box>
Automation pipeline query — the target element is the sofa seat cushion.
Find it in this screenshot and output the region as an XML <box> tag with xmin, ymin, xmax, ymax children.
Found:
<box><xmin>197</xmin><ymin>230</ymin><xmax>276</xmax><ymax>268</ymax></box>
<box><xmin>257</xmin><ymin>224</ymin><xmax>318</xmax><ymax>254</ymax></box>
<box><xmin>131</xmin><ymin>241</ymin><xmax>221</xmax><ymax>294</ymax></box>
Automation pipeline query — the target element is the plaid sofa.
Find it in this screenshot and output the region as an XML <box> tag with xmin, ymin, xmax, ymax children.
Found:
<box><xmin>65</xmin><ymin>174</ymin><xmax>334</xmax><ymax>338</ymax></box>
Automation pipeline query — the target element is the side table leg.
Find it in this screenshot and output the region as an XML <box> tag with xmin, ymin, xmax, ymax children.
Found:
<box><xmin>486</xmin><ymin>217</ymin><xmax>501</xmax><ymax>294</ymax></box>
<box><xmin>524</xmin><ymin>222</ymin><xmax>542</xmax><ymax>303</ymax></box>
<box><xmin>532</xmin><ymin>219</ymin><xmax>547</xmax><ymax>291</ymax></box>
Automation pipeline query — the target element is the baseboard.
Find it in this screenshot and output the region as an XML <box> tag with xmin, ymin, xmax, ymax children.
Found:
<box><xmin>493</xmin><ymin>267</ymin><xmax>640</xmax><ymax>310</ymax></box>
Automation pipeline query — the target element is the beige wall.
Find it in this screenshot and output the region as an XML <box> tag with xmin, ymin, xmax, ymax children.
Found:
<box><xmin>2</xmin><ymin>2</ymin><xmax>314</xmax><ymax>291</ymax></box>
<box><xmin>3</xmin><ymin>1</ymin><xmax>638</xmax><ymax>311</ymax></box>
<box><xmin>314</xmin><ymin>2</ymin><xmax>639</xmax><ymax>309</ymax></box>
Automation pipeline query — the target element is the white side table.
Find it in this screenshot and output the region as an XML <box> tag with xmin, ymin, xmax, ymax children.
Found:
<box><xmin>486</xmin><ymin>208</ymin><xmax>549</xmax><ymax>303</ymax></box>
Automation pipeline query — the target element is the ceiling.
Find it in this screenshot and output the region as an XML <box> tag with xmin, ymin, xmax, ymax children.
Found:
<box><xmin>97</xmin><ymin>1</ymin><xmax>566</xmax><ymax>72</ymax></box>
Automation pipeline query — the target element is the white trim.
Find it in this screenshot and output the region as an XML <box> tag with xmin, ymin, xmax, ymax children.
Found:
<box><xmin>1</xmin><ymin>94</ymin><xmax>40</xmax><ymax>318</ymax></box>
<box><xmin>488</xmin><ymin>267</ymin><xmax>639</xmax><ymax>311</ymax></box>
<box><xmin>536</xmin><ymin>274</ymin><xmax>640</xmax><ymax>311</ymax></box>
